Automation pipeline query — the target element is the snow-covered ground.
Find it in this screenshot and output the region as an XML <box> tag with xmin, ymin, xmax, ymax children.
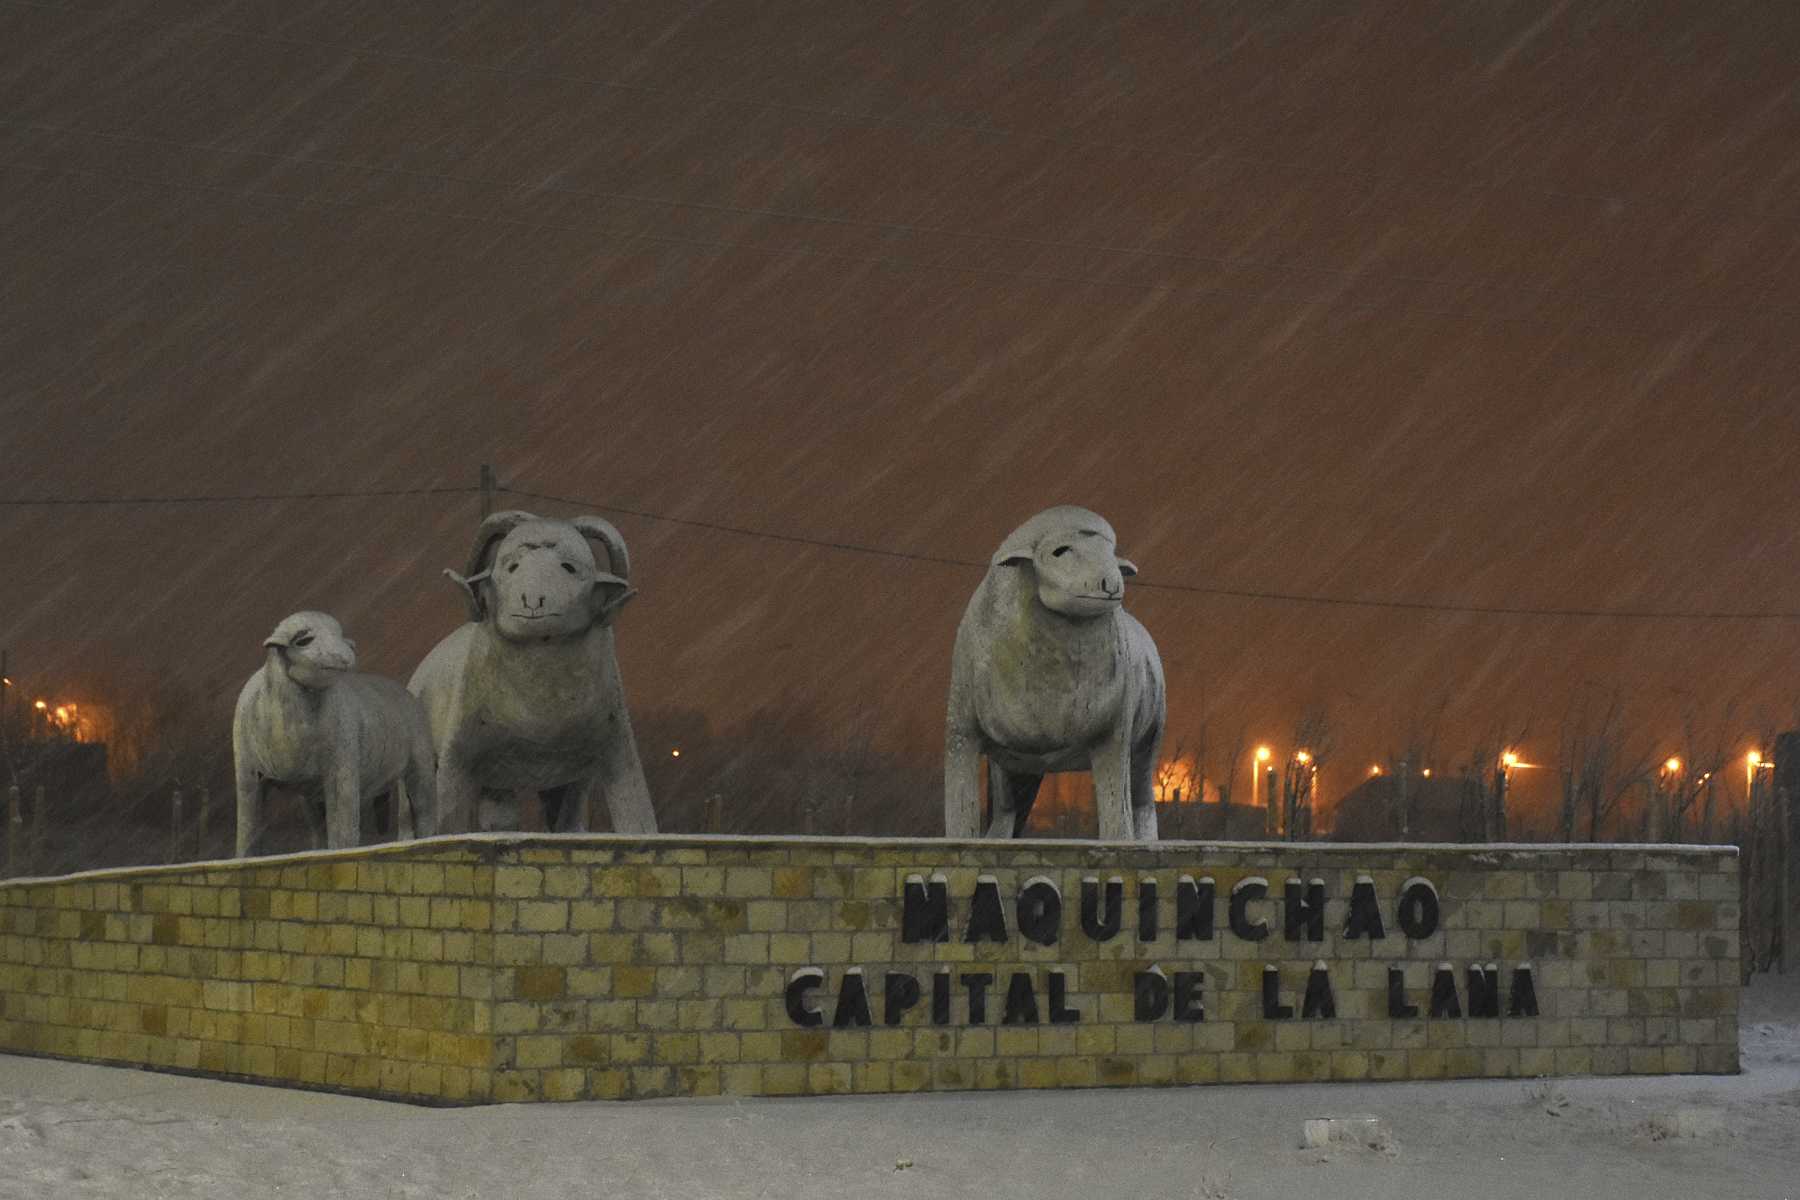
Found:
<box><xmin>2</xmin><ymin>972</ymin><xmax>1796</xmax><ymax>1200</ymax></box>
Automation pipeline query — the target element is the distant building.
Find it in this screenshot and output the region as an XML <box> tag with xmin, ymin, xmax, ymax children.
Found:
<box><xmin>1330</xmin><ymin>772</ymin><xmax>1472</xmax><ymax>842</ymax></box>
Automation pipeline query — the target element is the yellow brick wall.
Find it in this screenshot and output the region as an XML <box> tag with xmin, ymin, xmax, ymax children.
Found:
<box><xmin>0</xmin><ymin>847</ymin><xmax>499</xmax><ymax>1102</ymax></box>
<box><xmin>0</xmin><ymin>836</ymin><xmax>1739</xmax><ymax>1103</ymax></box>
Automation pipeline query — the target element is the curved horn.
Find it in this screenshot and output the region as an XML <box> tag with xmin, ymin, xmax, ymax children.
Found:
<box><xmin>571</xmin><ymin>516</ymin><xmax>630</xmax><ymax>581</ymax></box>
<box><xmin>452</xmin><ymin>510</ymin><xmax>537</xmax><ymax>622</ymax></box>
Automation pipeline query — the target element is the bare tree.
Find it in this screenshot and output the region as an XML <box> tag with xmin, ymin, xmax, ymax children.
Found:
<box><xmin>1215</xmin><ymin>722</ymin><xmax>1248</xmax><ymax>840</ymax></box>
<box><xmin>1282</xmin><ymin>706</ymin><xmax>1333</xmax><ymax>840</ymax></box>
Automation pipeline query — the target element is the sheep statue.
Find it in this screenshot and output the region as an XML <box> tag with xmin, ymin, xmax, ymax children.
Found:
<box><xmin>944</xmin><ymin>506</ymin><xmax>1167</xmax><ymax>841</ymax></box>
<box><xmin>233</xmin><ymin>611</ymin><xmax>438</xmax><ymax>856</ymax></box>
<box><xmin>408</xmin><ymin>510</ymin><xmax>657</xmax><ymax>834</ymax></box>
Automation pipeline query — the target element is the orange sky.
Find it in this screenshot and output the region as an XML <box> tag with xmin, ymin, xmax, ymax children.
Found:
<box><xmin>3</xmin><ymin>1</ymin><xmax>1798</xmax><ymax>819</ymax></box>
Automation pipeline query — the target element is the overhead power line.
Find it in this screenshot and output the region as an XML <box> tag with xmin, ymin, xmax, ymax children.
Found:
<box><xmin>496</xmin><ymin>486</ymin><xmax>1800</xmax><ymax>623</ymax></box>
<box><xmin>3</xmin><ymin>480</ymin><xmax>1794</xmax><ymax>621</ymax></box>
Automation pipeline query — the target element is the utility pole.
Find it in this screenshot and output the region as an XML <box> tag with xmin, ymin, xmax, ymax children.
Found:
<box><xmin>0</xmin><ymin>648</ymin><xmax>8</xmax><ymax>781</ymax></box>
<box><xmin>479</xmin><ymin>464</ymin><xmax>497</xmax><ymax>519</ymax></box>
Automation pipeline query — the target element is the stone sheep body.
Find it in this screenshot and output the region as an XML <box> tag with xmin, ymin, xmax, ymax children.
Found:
<box><xmin>944</xmin><ymin>506</ymin><xmax>1166</xmax><ymax>841</ymax></box>
<box><xmin>408</xmin><ymin>511</ymin><xmax>656</xmax><ymax>834</ymax></box>
<box><xmin>233</xmin><ymin>612</ymin><xmax>438</xmax><ymax>856</ymax></box>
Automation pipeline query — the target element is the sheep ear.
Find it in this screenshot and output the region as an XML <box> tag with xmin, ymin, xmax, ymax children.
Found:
<box><xmin>1116</xmin><ymin>557</ymin><xmax>1139</xmax><ymax>578</ymax></box>
<box><xmin>991</xmin><ymin>531</ymin><xmax>1038</xmax><ymax>567</ymax></box>
<box><xmin>458</xmin><ymin>511</ymin><xmax>535</xmax><ymax>622</ymax></box>
<box><xmin>443</xmin><ymin>568</ymin><xmax>492</xmax><ymax>623</ymax></box>
<box><xmin>571</xmin><ymin>516</ymin><xmax>630</xmax><ymax>580</ymax></box>
<box><xmin>590</xmin><ymin>576</ymin><xmax>636</xmax><ymax>628</ymax></box>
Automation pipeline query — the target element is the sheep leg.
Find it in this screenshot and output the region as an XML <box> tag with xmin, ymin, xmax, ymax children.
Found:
<box><xmin>943</xmin><ymin>725</ymin><xmax>983</xmax><ymax>839</ymax></box>
<box><xmin>539</xmin><ymin>778</ymin><xmax>591</xmax><ymax>833</ymax></box>
<box><xmin>300</xmin><ymin>786</ymin><xmax>328</xmax><ymax>849</ymax></box>
<box><xmin>1091</xmin><ymin>735</ymin><xmax>1135</xmax><ymax>841</ymax></box>
<box><xmin>596</xmin><ymin>710</ymin><xmax>656</xmax><ymax>834</ymax></box>
<box><xmin>984</xmin><ymin>763</ymin><xmax>1043</xmax><ymax>839</ymax></box>
<box><xmin>477</xmin><ymin>790</ymin><xmax>520</xmax><ymax>832</ymax></box>
<box><xmin>369</xmin><ymin>792</ymin><xmax>392</xmax><ymax>838</ymax></box>
<box><xmin>326</xmin><ymin>753</ymin><xmax>361</xmax><ymax>850</ymax></box>
<box><xmin>235</xmin><ymin>763</ymin><xmax>267</xmax><ymax>859</ymax></box>
<box><xmin>403</xmin><ymin>751</ymin><xmax>437</xmax><ymax>840</ymax></box>
<box><xmin>1131</xmin><ymin>729</ymin><xmax>1162</xmax><ymax>842</ymax></box>
<box><xmin>436</xmin><ymin>758</ymin><xmax>480</xmax><ymax>835</ymax></box>
<box><xmin>1131</xmin><ymin>762</ymin><xmax>1159</xmax><ymax>841</ymax></box>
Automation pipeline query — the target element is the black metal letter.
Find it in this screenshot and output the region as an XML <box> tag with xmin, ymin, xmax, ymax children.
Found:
<box><xmin>1398</xmin><ymin>879</ymin><xmax>1440</xmax><ymax>940</ymax></box>
<box><xmin>1134</xmin><ymin>968</ymin><xmax>1169</xmax><ymax>1021</ymax></box>
<box><xmin>1230</xmin><ymin>879</ymin><xmax>1270</xmax><ymax>942</ymax></box>
<box><xmin>902</xmin><ymin>874</ymin><xmax>949</xmax><ymax>944</ymax></box>
<box><xmin>1015</xmin><ymin>877</ymin><xmax>1062</xmax><ymax>947</ymax></box>
<box><xmin>832</xmin><ymin>969</ymin><xmax>872</xmax><ymax>1028</ymax></box>
<box><xmin>884</xmin><ymin>972</ymin><xmax>921</xmax><ymax>1026</ymax></box>
<box><xmin>1344</xmin><ymin>877</ymin><xmax>1386</xmax><ymax>940</ymax></box>
<box><xmin>1301</xmin><ymin>962</ymin><xmax>1336</xmax><ymax>1019</ymax></box>
<box><xmin>960</xmin><ymin>972</ymin><xmax>994</xmax><ymax>1024</ymax></box>
<box><xmin>1428</xmin><ymin>964</ymin><xmax>1461</xmax><ymax>1018</ymax></box>
<box><xmin>1508</xmin><ymin>965</ymin><xmax>1540</xmax><ymax>1017</ymax></box>
<box><xmin>1176</xmin><ymin>875</ymin><xmax>1215</xmax><ymax>941</ymax></box>
<box><xmin>963</xmin><ymin>877</ymin><xmax>1008</xmax><ymax>943</ymax></box>
<box><xmin>1137</xmin><ymin>878</ymin><xmax>1158</xmax><ymax>942</ymax></box>
<box><xmin>785</xmin><ymin>967</ymin><xmax>825</xmax><ymax>1027</ymax></box>
<box><xmin>1261</xmin><ymin>964</ymin><xmax>1293</xmax><ymax>1019</ymax></box>
<box><xmin>932</xmin><ymin>969</ymin><xmax>951</xmax><ymax>1025</ymax></box>
<box><xmin>1081</xmin><ymin>877</ymin><xmax>1123</xmax><ymax>942</ymax></box>
<box><xmin>1173</xmin><ymin>971</ymin><xmax>1205</xmax><ymax>1022</ymax></box>
<box><xmin>1002</xmin><ymin>972</ymin><xmax>1041</xmax><ymax>1025</ymax></box>
<box><xmin>1387</xmin><ymin>966</ymin><xmax>1419</xmax><ymax>1018</ymax></box>
<box><xmin>1466</xmin><ymin>964</ymin><xmax>1500</xmax><ymax>1018</ymax></box>
<box><xmin>1047</xmin><ymin>970</ymin><xmax>1081</xmax><ymax>1024</ymax></box>
<box><xmin>1284</xmin><ymin>878</ymin><xmax>1326</xmax><ymax>942</ymax></box>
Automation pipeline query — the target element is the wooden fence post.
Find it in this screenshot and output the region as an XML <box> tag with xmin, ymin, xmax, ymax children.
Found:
<box><xmin>169</xmin><ymin>786</ymin><xmax>184</xmax><ymax>864</ymax></box>
<box><xmin>31</xmin><ymin>785</ymin><xmax>44</xmax><ymax>869</ymax></box>
<box><xmin>6</xmin><ymin>785</ymin><xmax>19</xmax><ymax>876</ymax></box>
<box><xmin>1781</xmin><ymin>785</ymin><xmax>1792</xmax><ymax>977</ymax></box>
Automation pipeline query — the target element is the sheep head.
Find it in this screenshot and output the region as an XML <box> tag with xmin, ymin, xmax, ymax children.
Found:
<box><xmin>446</xmin><ymin>510</ymin><xmax>635</xmax><ymax>641</ymax></box>
<box><xmin>991</xmin><ymin>505</ymin><xmax>1139</xmax><ymax>620</ymax></box>
<box><xmin>264</xmin><ymin>611</ymin><xmax>357</xmax><ymax>689</ymax></box>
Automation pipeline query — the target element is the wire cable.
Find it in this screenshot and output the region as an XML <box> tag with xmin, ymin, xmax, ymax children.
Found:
<box><xmin>495</xmin><ymin>485</ymin><xmax>1800</xmax><ymax>622</ymax></box>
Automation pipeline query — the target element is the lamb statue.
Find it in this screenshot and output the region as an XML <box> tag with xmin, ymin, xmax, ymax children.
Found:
<box><xmin>944</xmin><ymin>506</ymin><xmax>1167</xmax><ymax>841</ymax></box>
<box><xmin>233</xmin><ymin>611</ymin><xmax>438</xmax><ymax>856</ymax></box>
<box><xmin>408</xmin><ymin>510</ymin><xmax>657</xmax><ymax>834</ymax></box>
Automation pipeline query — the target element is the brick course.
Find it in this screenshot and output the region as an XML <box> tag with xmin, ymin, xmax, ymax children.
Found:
<box><xmin>0</xmin><ymin>836</ymin><xmax>1738</xmax><ymax>1103</ymax></box>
